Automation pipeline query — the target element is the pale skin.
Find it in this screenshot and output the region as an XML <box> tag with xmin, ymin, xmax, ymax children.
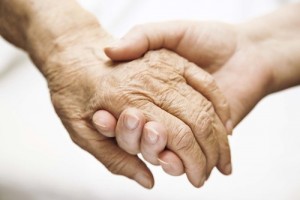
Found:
<box><xmin>0</xmin><ymin>0</ymin><xmax>232</xmax><ymax>188</ymax></box>
<box><xmin>93</xmin><ymin>3</ymin><xmax>300</xmax><ymax>176</ymax></box>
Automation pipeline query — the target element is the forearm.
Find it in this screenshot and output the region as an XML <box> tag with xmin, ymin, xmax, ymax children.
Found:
<box><xmin>0</xmin><ymin>0</ymin><xmax>111</xmax><ymax>75</ymax></box>
<box><xmin>239</xmin><ymin>3</ymin><xmax>300</xmax><ymax>94</ymax></box>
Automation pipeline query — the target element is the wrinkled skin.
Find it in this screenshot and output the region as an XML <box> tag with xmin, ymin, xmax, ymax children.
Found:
<box><xmin>44</xmin><ymin>36</ymin><xmax>230</xmax><ymax>188</ymax></box>
<box><xmin>94</xmin><ymin>21</ymin><xmax>274</xmax><ymax>180</ymax></box>
<box><xmin>0</xmin><ymin>0</ymin><xmax>231</xmax><ymax>187</ymax></box>
<box><xmin>104</xmin><ymin>21</ymin><xmax>274</xmax><ymax>127</ymax></box>
<box><xmin>101</xmin><ymin>11</ymin><xmax>300</xmax><ymax>185</ymax></box>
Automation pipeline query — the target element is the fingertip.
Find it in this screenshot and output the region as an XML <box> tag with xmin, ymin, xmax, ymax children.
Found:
<box><xmin>140</xmin><ymin>121</ymin><xmax>167</xmax><ymax>165</ymax></box>
<box><xmin>103</xmin><ymin>46</ymin><xmax>115</xmax><ymax>59</ymax></box>
<box><xmin>143</xmin><ymin>121</ymin><xmax>167</xmax><ymax>144</ymax></box>
<box><xmin>104</xmin><ymin>40</ymin><xmax>145</xmax><ymax>61</ymax></box>
<box><xmin>158</xmin><ymin>150</ymin><xmax>184</xmax><ymax>176</ymax></box>
<box><xmin>134</xmin><ymin>171</ymin><xmax>154</xmax><ymax>189</ymax></box>
<box><xmin>219</xmin><ymin>162</ymin><xmax>232</xmax><ymax>176</ymax></box>
<box><xmin>144</xmin><ymin>126</ymin><xmax>159</xmax><ymax>144</ymax></box>
<box><xmin>92</xmin><ymin>110</ymin><xmax>117</xmax><ymax>137</ymax></box>
<box><xmin>216</xmin><ymin>159</ymin><xmax>232</xmax><ymax>176</ymax></box>
<box><xmin>115</xmin><ymin>108</ymin><xmax>146</xmax><ymax>155</ymax></box>
<box><xmin>104</xmin><ymin>46</ymin><xmax>126</xmax><ymax>61</ymax></box>
<box><xmin>225</xmin><ymin>163</ymin><xmax>232</xmax><ymax>175</ymax></box>
<box><xmin>103</xmin><ymin>39</ymin><xmax>125</xmax><ymax>60</ymax></box>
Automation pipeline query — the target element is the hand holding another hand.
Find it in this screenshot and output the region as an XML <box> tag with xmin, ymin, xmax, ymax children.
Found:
<box><xmin>94</xmin><ymin>20</ymin><xmax>275</xmax><ymax>186</ymax></box>
<box><xmin>104</xmin><ymin>20</ymin><xmax>274</xmax><ymax>127</ymax></box>
<box><xmin>42</xmin><ymin>24</ymin><xmax>231</xmax><ymax>188</ymax></box>
<box><xmin>2</xmin><ymin>0</ymin><xmax>299</xmax><ymax>191</ymax></box>
<box><xmin>100</xmin><ymin>11</ymin><xmax>300</xmax><ymax>185</ymax></box>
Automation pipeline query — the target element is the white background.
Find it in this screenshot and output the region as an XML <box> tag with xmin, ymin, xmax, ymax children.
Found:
<box><xmin>0</xmin><ymin>0</ymin><xmax>299</xmax><ymax>199</ymax></box>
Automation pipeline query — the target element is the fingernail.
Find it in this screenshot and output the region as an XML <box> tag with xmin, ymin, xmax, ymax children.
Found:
<box><xmin>157</xmin><ymin>158</ymin><xmax>169</xmax><ymax>166</ymax></box>
<box><xmin>124</xmin><ymin>114</ymin><xmax>140</xmax><ymax>130</ymax></box>
<box><xmin>226</xmin><ymin>120</ymin><xmax>233</xmax><ymax>135</ymax></box>
<box><xmin>93</xmin><ymin>117</ymin><xmax>108</xmax><ymax>130</ymax></box>
<box><xmin>158</xmin><ymin>158</ymin><xmax>173</xmax><ymax>174</ymax></box>
<box><xmin>224</xmin><ymin>163</ymin><xmax>232</xmax><ymax>175</ymax></box>
<box><xmin>145</xmin><ymin>127</ymin><xmax>159</xmax><ymax>144</ymax></box>
<box><xmin>135</xmin><ymin>172</ymin><xmax>153</xmax><ymax>189</ymax></box>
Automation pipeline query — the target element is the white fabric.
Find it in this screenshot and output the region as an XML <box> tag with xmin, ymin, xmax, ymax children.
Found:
<box><xmin>0</xmin><ymin>1</ymin><xmax>300</xmax><ymax>199</ymax></box>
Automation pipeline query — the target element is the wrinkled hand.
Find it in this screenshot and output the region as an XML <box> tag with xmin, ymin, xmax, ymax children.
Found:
<box><xmin>44</xmin><ymin>30</ymin><xmax>231</xmax><ymax>188</ymax></box>
<box><xmin>105</xmin><ymin>21</ymin><xmax>273</xmax><ymax>126</ymax></box>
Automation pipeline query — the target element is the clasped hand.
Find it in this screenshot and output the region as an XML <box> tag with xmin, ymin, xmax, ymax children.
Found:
<box><xmin>45</xmin><ymin>25</ymin><xmax>231</xmax><ymax>188</ymax></box>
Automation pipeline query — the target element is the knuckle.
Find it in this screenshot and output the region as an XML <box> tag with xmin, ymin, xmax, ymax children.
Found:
<box><xmin>156</xmin><ymin>87</ymin><xmax>185</xmax><ymax>112</ymax></box>
<box><xmin>194</xmin><ymin>112</ymin><xmax>213</xmax><ymax>139</ymax></box>
<box><xmin>157</xmin><ymin>88</ymin><xmax>176</xmax><ymax>108</ymax></box>
<box><xmin>171</xmin><ymin>125</ymin><xmax>195</xmax><ymax>153</ymax></box>
<box><xmin>219</xmin><ymin>97</ymin><xmax>230</xmax><ymax>110</ymax></box>
<box><xmin>204</xmin><ymin>100</ymin><xmax>215</xmax><ymax>117</ymax></box>
<box><xmin>212</xmin><ymin>91</ymin><xmax>230</xmax><ymax>115</ymax></box>
<box><xmin>105</xmin><ymin>153</ymin><xmax>128</xmax><ymax>176</ymax></box>
<box><xmin>203</xmin><ymin>74</ymin><xmax>218</xmax><ymax>92</ymax></box>
<box><xmin>100</xmin><ymin>83</ymin><xmax>148</xmax><ymax>112</ymax></box>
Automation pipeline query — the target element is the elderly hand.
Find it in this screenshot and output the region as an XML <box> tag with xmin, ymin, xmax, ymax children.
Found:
<box><xmin>1</xmin><ymin>0</ymin><xmax>232</xmax><ymax>189</ymax></box>
<box><xmin>45</xmin><ymin>30</ymin><xmax>232</xmax><ymax>187</ymax></box>
<box><xmin>96</xmin><ymin>20</ymin><xmax>272</xmax><ymax>183</ymax></box>
<box><xmin>100</xmin><ymin>5</ymin><xmax>300</xmax><ymax>188</ymax></box>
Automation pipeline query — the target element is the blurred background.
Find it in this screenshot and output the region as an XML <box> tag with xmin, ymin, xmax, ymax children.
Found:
<box><xmin>0</xmin><ymin>0</ymin><xmax>299</xmax><ymax>199</ymax></box>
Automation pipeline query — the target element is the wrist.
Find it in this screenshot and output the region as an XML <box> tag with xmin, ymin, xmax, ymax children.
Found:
<box><xmin>237</xmin><ymin>5</ymin><xmax>300</xmax><ymax>94</ymax></box>
<box><xmin>235</xmin><ymin>23</ymin><xmax>274</xmax><ymax>100</ymax></box>
<box><xmin>16</xmin><ymin>0</ymin><xmax>113</xmax><ymax>80</ymax></box>
<box><xmin>26</xmin><ymin>5</ymin><xmax>111</xmax><ymax>72</ymax></box>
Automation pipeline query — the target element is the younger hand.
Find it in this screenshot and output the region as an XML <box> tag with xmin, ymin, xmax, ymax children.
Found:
<box><xmin>104</xmin><ymin>21</ymin><xmax>274</xmax><ymax>126</ymax></box>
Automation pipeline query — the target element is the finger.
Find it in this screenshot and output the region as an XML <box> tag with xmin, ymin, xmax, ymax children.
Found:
<box><xmin>158</xmin><ymin>150</ymin><xmax>185</xmax><ymax>176</ymax></box>
<box><xmin>214</xmin><ymin>116</ymin><xmax>232</xmax><ymax>175</ymax></box>
<box><xmin>104</xmin><ymin>22</ymin><xmax>187</xmax><ymax>61</ymax></box>
<box><xmin>69</xmin><ymin>123</ymin><xmax>154</xmax><ymax>189</ymax></box>
<box><xmin>139</xmin><ymin>102</ymin><xmax>207</xmax><ymax>188</ymax></box>
<box><xmin>141</xmin><ymin>121</ymin><xmax>167</xmax><ymax>165</ymax></box>
<box><xmin>105</xmin><ymin>23</ymin><xmax>233</xmax><ymax>134</ymax></box>
<box><xmin>115</xmin><ymin>108</ymin><xmax>146</xmax><ymax>155</ymax></box>
<box><xmin>92</xmin><ymin>110</ymin><xmax>117</xmax><ymax>137</ymax></box>
<box><xmin>155</xmin><ymin>82</ymin><xmax>219</xmax><ymax>178</ymax></box>
<box><xmin>89</xmin><ymin>139</ymin><xmax>154</xmax><ymax>188</ymax></box>
<box><xmin>184</xmin><ymin>62</ymin><xmax>232</xmax><ymax>134</ymax></box>
<box><xmin>141</xmin><ymin>121</ymin><xmax>184</xmax><ymax>176</ymax></box>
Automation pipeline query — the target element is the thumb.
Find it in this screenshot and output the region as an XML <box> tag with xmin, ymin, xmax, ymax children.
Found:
<box><xmin>104</xmin><ymin>21</ymin><xmax>187</xmax><ymax>61</ymax></box>
<box><xmin>71</xmin><ymin>126</ymin><xmax>154</xmax><ymax>189</ymax></box>
<box><xmin>88</xmin><ymin>139</ymin><xmax>154</xmax><ymax>188</ymax></box>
